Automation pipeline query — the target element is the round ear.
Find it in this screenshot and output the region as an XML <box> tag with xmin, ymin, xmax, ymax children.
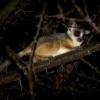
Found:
<box><xmin>84</xmin><ymin>30</ymin><xmax>91</xmax><ymax>34</ymax></box>
<box><xmin>68</xmin><ymin>19</ymin><xmax>79</xmax><ymax>32</ymax></box>
<box><xmin>68</xmin><ymin>19</ymin><xmax>78</xmax><ymax>28</ymax></box>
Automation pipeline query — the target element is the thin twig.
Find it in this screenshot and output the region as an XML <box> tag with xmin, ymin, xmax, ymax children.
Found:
<box><xmin>27</xmin><ymin>1</ymin><xmax>46</xmax><ymax>98</ymax></box>
<box><xmin>71</xmin><ymin>0</ymin><xmax>100</xmax><ymax>33</ymax></box>
<box><xmin>57</xmin><ymin>0</ymin><xmax>65</xmax><ymax>22</ymax></box>
<box><xmin>81</xmin><ymin>58</ymin><xmax>100</xmax><ymax>74</ymax></box>
<box><xmin>76</xmin><ymin>72</ymin><xmax>100</xmax><ymax>83</ymax></box>
<box><xmin>0</xmin><ymin>59</ymin><xmax>11</xmax><ymax>72</ymax></box>
<box><xmin>83</xmin><ymin>0</ymin><xmax>89</xmax><ymax>16</ymax></box>
<box><xmin>81</xmin><ymin>58</ymin><xmax>96</xmax><ymax>70</ymax></box>
<box><xmin>0</xmin><ymin>36</ymin><xmax>27</xmax><ymax>74</ymax></box>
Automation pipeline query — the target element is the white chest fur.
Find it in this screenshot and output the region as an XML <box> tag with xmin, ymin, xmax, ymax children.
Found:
<box><xmin>52</xmin><ymin>48</ymin><xmax>71</xmax><ymax>57</ymax></box>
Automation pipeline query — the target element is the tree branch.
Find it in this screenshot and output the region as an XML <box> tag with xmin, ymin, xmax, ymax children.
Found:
<box><xmin>0</xmin><ymin>41</ymin><xmax>100</xmax><ymax>85</ymax></box>
<box><xmin>71</xmin><ymin>0</ymin><xmax>100</xmax><ymax>33</ymax></box>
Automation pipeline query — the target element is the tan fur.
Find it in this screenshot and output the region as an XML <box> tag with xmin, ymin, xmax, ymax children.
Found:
<box><xmin>18</xmin><ymin>20</ymin><xmax>90</xmax><ymax>62</ymax></box>
<box><xmin>35</xmin><ymin>38</ymin><xmax>74</xmax><ymax>55</ymax></box>
<box><xmin>18</xmin><ymin>33</ymin><xmax>79</xmax><ymax>62</ymax></box>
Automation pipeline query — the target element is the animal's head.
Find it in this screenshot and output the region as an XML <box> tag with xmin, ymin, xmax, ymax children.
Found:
<box><xmin>67</xmin><ymin>19</ymin><xmax>90</xmax><ymax>46</ymax></box>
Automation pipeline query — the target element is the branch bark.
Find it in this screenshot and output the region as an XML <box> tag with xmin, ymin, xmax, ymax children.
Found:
<box><xmin>32</xmin><ymin>41</ymin><xmax>100</xmax><ymax>73</ymax></box>
<box><xmin>0</xmin><ymin>41</ymin><xmax>100</xmax><ymax>85</ymax></box>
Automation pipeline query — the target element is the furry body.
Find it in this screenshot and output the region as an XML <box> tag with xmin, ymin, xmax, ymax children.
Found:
<box><xmin>18</xmin><ymin>20</ymin><xmax>90</xmax><ymax>62</ymax></box>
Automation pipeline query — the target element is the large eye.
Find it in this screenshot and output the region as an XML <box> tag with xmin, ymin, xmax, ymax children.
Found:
<box><xmin>74</xmin><ymin>30</ymin><xmax>81</xmax><ymax>37</ymax></box>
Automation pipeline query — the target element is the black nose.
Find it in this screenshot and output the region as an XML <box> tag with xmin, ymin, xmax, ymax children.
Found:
<box><xmin>74</xmin><ymin>30</ymin><xmax>81</xmax><ymax>37</ymax></box>
<box><xmin>77</xmin><ymin>35</ymin><xmax>85</xmax><ymax>42</ymax></box>
<box><xmin>77</xmin><ymin>37</ymin><xmax>83</xmax><ymax>42</ymax></box>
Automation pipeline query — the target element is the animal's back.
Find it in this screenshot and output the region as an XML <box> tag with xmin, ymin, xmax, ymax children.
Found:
<box><xmin>18</xmin><ymin>19</ymin><xmax>90</xmax><ymax>62</ymax></box>
<box><xmin>34</xmin><ymin>33</ymin><xmax>74</xmax><ymax>57</ymax></box>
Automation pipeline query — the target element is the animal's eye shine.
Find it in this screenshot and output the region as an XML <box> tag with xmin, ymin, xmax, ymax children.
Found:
<box><xmin>74</xmin><ymin>30</ymin><xmax>81</xmax><ymax>37</ymax></box>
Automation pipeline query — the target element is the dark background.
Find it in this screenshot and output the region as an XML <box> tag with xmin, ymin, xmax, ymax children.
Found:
<box><xmin>0</xmin><ymin>0</ymin><xmax>100</xmax><ymax>99</ymax></box>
